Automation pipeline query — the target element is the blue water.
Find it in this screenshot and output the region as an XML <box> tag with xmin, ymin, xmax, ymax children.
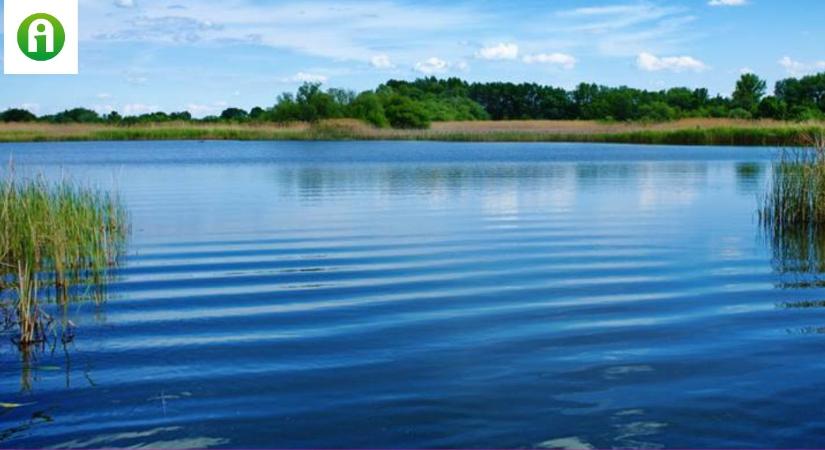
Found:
<box><xmin>1</xmin><ymin>141</ymin><xmax>824</xmax><ymax>448</ymax></box>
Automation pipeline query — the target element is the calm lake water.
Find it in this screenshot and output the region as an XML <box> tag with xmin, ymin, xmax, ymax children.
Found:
<box><xmin>2</xmin><ymin>141</ymin><xmax>825</xmax><ymax>448</ymax></box>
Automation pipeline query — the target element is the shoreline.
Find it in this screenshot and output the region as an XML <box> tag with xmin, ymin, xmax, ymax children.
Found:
<box><xmin>0</xmin><ymin>119</ymin><xmax>823</xmax><ymax>146</ymax></box>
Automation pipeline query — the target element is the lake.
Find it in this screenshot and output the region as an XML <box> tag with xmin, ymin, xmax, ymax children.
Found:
<box><xmin>2</xmin><ymin>141</ymin><xmax>825</xmax><ymax>448</ymax></box>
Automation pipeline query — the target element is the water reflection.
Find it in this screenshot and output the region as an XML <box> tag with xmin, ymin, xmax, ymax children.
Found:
<box><xmin>1</xmin><ymin>295</ymin><xmax>110</xmax><ymax>393</ymax></box>
<box><xmin>51</xmin><ymin>426</ymin><xmax>229</xmax><ymax>449</ymax></box>
<box><xmin>767</xmin><ymin>227</ymin><xmax>825</xmax><ymax>280</ymax></box>
<box><xmin>274</xmin><ymin>164</ymin><xmax>575</xmax><ymax>199</ymax></box>
<box><xmin>6</xmin><ymin>142</ymin><xmax>822</xmax><ymax>448</ymax></box>
<box><xmin>736</xmin><ymin>162</ymin><xmax>764</xmax><ymax>194</ymax></box>
<box><xmin>271</xmin><ymin>163</ymin><xmax>714</xmax><ymax>199</ymax></box>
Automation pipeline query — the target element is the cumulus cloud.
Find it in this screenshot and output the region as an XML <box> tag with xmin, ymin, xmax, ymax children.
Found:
<box><xmin>370</xmin><ymin>54</ymin><xmax>395</xmax><ymax>69</ymax></box>
<box><xmin>779</xmin><ymin>56</ymin><xmax>825</xmax><ymax>76</ymax></box>
<box><xmin>414</xmin><ymin>57</ymin><xmax>449</xmax><ymax>74</ymax></box>
<box><xmin>708</xmin><ymin>0</ymin><xmax>747</xmax><ymax>6</ymax></box>
<box><xmin>476</xmin><ymin>43</ymin><xmax>519</xmax><ymax>60</ymax></box>
<box><xmin>522</xmin><ymin>52</ymin><xmax>577</xmax><ymax>69</ymax></box>
<box><xmin>284</xmin><ymin>72</ymin><xmax>328</xmax><ymax>83</ymax></box>
<box><xmin>636</xmin><ymin>52</ymin><xmax>708</xmax><ymax>72</ymax></box>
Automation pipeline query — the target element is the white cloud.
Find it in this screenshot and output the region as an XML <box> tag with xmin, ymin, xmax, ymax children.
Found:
<box><xmin>522</xmin><ymin>52</ymin><xmax>577</xmax><ymax>69</ymax></box>
<box><xmin>186</xmin><ymin>102</ymin><xmax>227</xmax><ymax>117</ymax></box>
<box><xmin>552</xmin><ymin>3</ymin><xmax>695</xmax><ymax>58</ymax></box>
<box><xmin>708</xmin><ymin>0</ymin><xmax>747</xmax><ymax>6</ymax></box>
<box><xmin>636</xmin><ymin>52</ymin><xmax>708</xmax><ymax>72</ymax></box>
<box><xmin>114</xmin><ymin>0</ymin><xmax>136</xmax><ymax>8</ymax></box>
<box><xmin>87</xmin><ymin>1</ymin><xmax>483</xmax><ymax>64</ymax></box>
<box><xmin>370</xmin><ymin>54</ymin><xmax>395</xmax><ymax>69</ymax></box>
<box><xmin>414</xmin><ymin>57</ymin><xmax>449</xmax><ymax>74</ymax></box>
<box><xmin>779</xmin><ymin>56</ymin><xmax>825</xmax><ymax>76</ymax></box>
<box><xmin>93</xmin><ymin>104</ymin><xmax>116</xmax><ymax>114</ymax></box>
<box><xmin>476</xmin><ymin>43</ymin><xmax>519</xmax><ymax>60</ymax></box>
<box><xmin>19</xmin><ymin>103</ymin><xmax>41</xmax><ymax>114</ymax></box>
<box><xmin>455</xmin><ymin>61</ymin><xmax>470</xmax><ymax>72</ymax></box>
<box><xmin>283</xmin><ymin>72</ymin><xmax>328</xmax><ymax>83</ymax></box>
<box><xmin>123</xmin><ymin>103</ymin><xmax>158</xmax><ymax>115</ymax></box>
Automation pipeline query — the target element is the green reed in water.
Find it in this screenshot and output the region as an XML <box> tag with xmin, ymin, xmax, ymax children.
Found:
<box><xmin>0</xmin><ymin>170</ymin><xmax>128</xmax><ymax>346</ymax></box>
<box><xmin>760</xmin><ymin>133</ymin><xmax>825</xmax><ymax>274</ymax></box>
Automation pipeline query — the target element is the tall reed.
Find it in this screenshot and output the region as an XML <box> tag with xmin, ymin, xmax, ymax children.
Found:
<box><xmin>760</xmin><ymin>133</ymin><xmax>825</xmax><ymax>273</ymax></box>
<box><xmin>0</xmin><ymin>170</ymin><xmax>128</xmax><ymax>346</ymax></box>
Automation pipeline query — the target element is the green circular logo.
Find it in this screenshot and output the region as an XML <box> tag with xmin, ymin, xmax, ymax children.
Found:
<box><xmin>17</xmin><ymin>13</ymin><xmax>65</xmax><ymax>61</ymax></box>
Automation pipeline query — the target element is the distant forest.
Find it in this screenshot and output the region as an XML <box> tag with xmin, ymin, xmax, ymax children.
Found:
<box><xmin>3</xmin><ymin>72</ymin><xmax>825</xmax><ymax>129</ymax></box>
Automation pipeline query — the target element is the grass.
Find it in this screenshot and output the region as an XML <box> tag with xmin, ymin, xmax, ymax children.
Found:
<box><xmin>0</xmin><ymin>118</ymin><xmax>823</xmax><ymax>146</ymax></box>
<box><xmin>0</xmin><ymin>170</ymin><xmax>128</xmax><ymax>346</ymax></box>
<box><xmin>760</xmin><ymin>133</ymin><xmax>825</xmax><ymax>274</ymax></box>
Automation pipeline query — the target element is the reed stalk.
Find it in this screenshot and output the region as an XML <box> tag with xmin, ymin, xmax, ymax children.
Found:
<box><xmin>0</xmin><ymin>169</ymin><xmax>128</xmax><ymax>347</ymax></box>
<box><xmin>761</xmin><ymin>132</ymin><xmax>825</xmax><ymax>273</ymax></box>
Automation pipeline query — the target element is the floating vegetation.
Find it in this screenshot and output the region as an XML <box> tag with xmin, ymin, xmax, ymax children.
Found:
<box><xmin>0</xmin><ymin>169</ymin><xmax>128</xmax><ymax>347</ymax></box>
<box><xmin>760</xmin><ymin>133</ymin><xmax>825</xmax><ymax>275</ymax></box>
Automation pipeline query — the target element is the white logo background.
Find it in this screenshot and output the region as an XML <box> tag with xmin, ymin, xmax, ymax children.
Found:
<box><xmin>4</xmin><ymin>0</ymin><xmax>78</xmax><ymax>75</ymax></box>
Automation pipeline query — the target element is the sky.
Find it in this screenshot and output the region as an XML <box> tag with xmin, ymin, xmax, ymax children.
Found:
<box><xmin>0</xmin><ymin>0</ymin><xmax>824</xmax><ymax>117</ymax></box>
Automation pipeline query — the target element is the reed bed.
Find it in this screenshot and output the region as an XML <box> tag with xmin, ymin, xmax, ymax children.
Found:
<box><xmin>0</xmin><ymin>171</ymin><xmax>128</xmax><ymax>346</ymax></box>
<box><xmin>0</xmin><ymin>119</ymin><xmax>823</xmax><ymax>146</ymax></box>
<box><xmin>760</xmin><ymin>133</ymin><xmax>825</xmax><ymax>273</ymax></box>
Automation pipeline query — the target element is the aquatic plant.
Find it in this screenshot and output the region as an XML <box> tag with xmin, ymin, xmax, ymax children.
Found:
<box><xmin>0</xmin><ymin>169</ymin><xmax>128</xmax><ymax>346</ymax></box>
<box><xmin>760</xmin><ymin>133</ymin><xmax>825</xmax><ymax>274</ymax></box>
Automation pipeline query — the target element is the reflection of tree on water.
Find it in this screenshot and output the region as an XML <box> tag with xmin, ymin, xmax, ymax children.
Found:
<box><xmin>736</xmin><ymin>162</ymin><xmax>764</xmax><ymax>194</ymax></box>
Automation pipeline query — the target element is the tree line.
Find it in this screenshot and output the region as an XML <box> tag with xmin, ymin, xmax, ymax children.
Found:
<box><xmin>2</xmin><ymin>72</ymin><xmax>825</xmax><ymax>129</ymax></box>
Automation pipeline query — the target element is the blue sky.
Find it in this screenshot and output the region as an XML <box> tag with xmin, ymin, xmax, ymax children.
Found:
<box><xmin>1</xmin><ymin>0</ymin><xmax>824</xmax><ymax>117</ymax></box>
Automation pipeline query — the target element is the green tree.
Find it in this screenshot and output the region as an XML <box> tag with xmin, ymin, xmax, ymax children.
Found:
<box><xmin>639</xmin><ymin>101</ymin><xmax>677</xmax><ymax>122</ymax></box>
<box><xmin>104</xmin><ymin>111</ymin><xmax>122</xmax><ymax>124</ymax></box>
<box><xmin>728</xmin><ymin>107</ymin><xmax>753</xmax><ymax>120</ymax></box>
<box><xmin>732</xmin><ymin>73</ymin><xmax>767</xmax><ymax>113</ymax></box>
<box><xmin>270</xmin><ymin>93</ymin><xmax>301</xmax><ymax>122</ymax></box>
<box><xmin>757</xmin><ymin>96</ymin><xmax>787</xmax><ymax>119</ymax></box>
<box><xmin>295</xmin><ymin>83</ymin><xmax>340</xmax><ymax>122</ymax></box>
<box><xmin>249</xmin><ymin>107</ymin><xmax>266</xmax><ymax>120</ymax></box>
<box><xmin>51</xmin><ymin>108</ymin><xmax>101</xmax><ymax>123</ymax></box>
<box><xmin>0</xmin><ymin>108</ymin><xmax>37</xmax><ymax>122</ymax></box>
<box><xmin>383</xmin><ymin>95</ymin><xmax>430</xmax><ymax>129</ymax></box>
<box><xmin>348</xmin><ymin>92</ymin><xmax>389</xmax><ymax>127</ymax></box>
<box><xmin>220</xmin><ymin>107</ymin><xmax>249</xmax><ymax>121</ymax></box>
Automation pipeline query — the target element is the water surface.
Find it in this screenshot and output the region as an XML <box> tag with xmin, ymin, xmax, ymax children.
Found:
<box><xmin>2</xmin><ymin>141</ymin><xmax>824</xmax><ymax>449</ymax></box>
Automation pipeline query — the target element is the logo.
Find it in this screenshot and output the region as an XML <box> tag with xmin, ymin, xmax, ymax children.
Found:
<box><xmin>4</xmin><ymin>0</ymin><xmax>78</xmax><ymax>75</ymax></box>
<box><xmin>17</xmin><ymin>13</ymin><xmax>66</xmax><ymax>61</ymax></box>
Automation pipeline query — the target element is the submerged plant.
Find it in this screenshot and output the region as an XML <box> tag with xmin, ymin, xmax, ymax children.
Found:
<box><xmin>760</xmin><ymin>133</ymin><xmax>825</xmax><ymax>274</ymax></box>
<box><xmin>0</xmin><ymin>169</ymin><xmax>128</xmax><ymax>346</ymax></box>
